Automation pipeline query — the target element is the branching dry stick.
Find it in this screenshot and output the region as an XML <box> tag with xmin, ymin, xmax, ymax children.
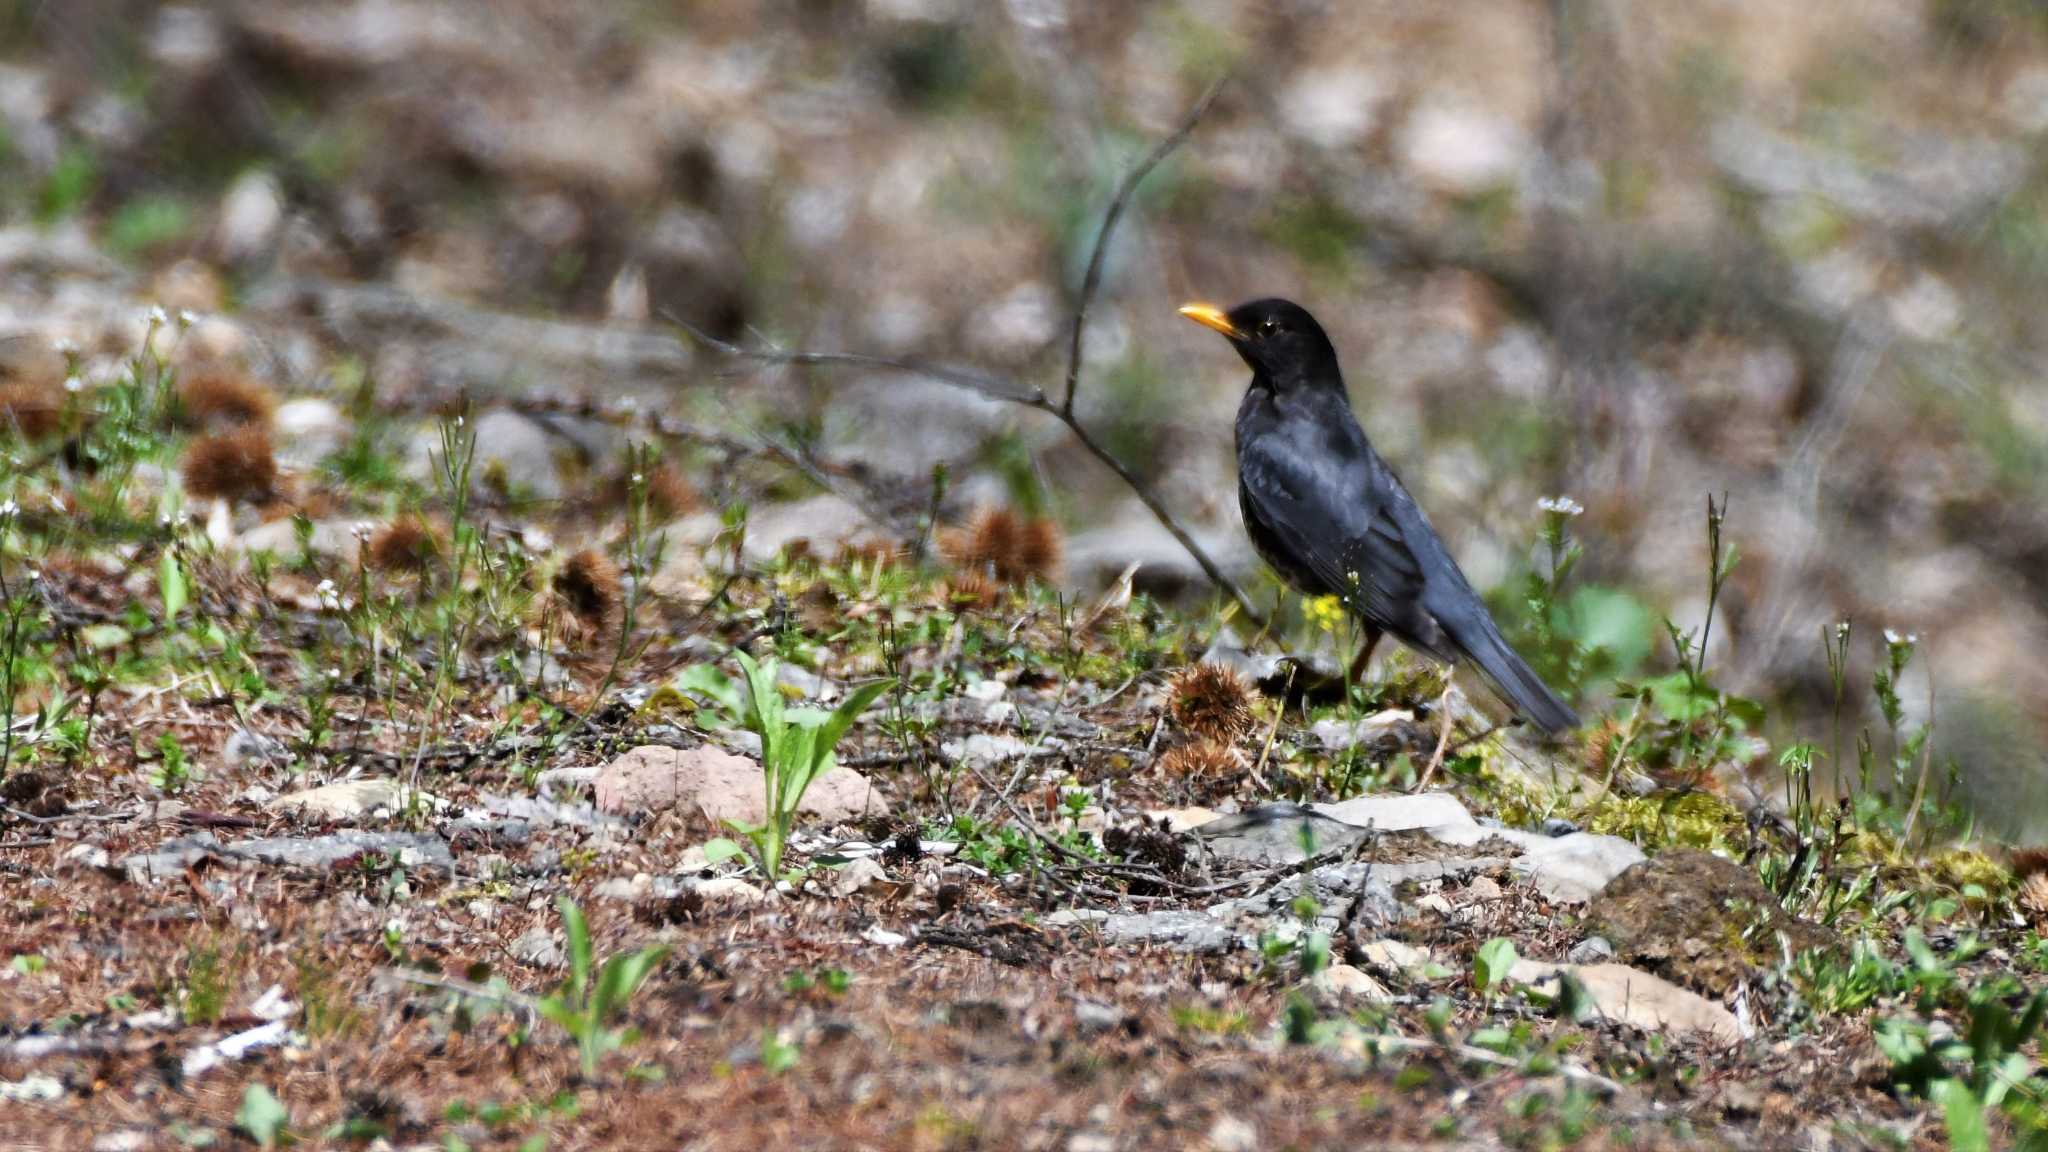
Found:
<box><xmin>1063</xmin><ymin>76</ymin><xmax>1228</xmax><ymax>417</ymax></box>
<box><xmin>673</xmin><ymin>78</ymin><xmax>1264</xmax><ymax>627</ymax></box>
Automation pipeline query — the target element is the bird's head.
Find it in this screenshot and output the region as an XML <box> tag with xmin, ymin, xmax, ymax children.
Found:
<box><xmin>1177</xmin><ymin>297</ymin><xmax>1341</xmax><ymax>391</ymax></box>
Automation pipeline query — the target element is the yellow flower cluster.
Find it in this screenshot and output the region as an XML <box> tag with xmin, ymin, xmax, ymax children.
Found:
<box><xmin>1305</xmin><ymin>594</ymin><xmax>1345</xmax><ymax>634</ymax></box>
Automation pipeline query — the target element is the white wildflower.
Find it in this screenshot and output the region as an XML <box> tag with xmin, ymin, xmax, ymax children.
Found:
<box><xmin>1537</xmin><ymin>495</ymin><xmax>1584</xmax><ymax>517</ymax></box>
<box><xmin>0</xmin><ymin>499</ymin><xmax>17</xmax><ymax>520</ymax></box>
<box><xmin>146</xmin><ymin>306</ymin><xmax>168</xmax><ymax>327</ymax></box>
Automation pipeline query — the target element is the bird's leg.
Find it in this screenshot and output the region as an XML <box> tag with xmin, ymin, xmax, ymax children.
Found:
<box><xmin>1346</xmin><ymin>625</ymin><xmax>1383</xmax><ymax>687</ymax></box>
<box><xmin>1413</xmin><ymin>676</ymin><xmax>1457</xmax><ymax>793</ymax></box>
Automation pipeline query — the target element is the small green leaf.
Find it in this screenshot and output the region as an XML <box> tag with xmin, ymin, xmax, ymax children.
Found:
<box><xmin>593</xmin><ymin>946</ymin><xmax>669</xmax><ymax>1021</ymax></box>
<box><xmin>159</xmin><ymin>549</ymin><xmax>188</xmax><ymax>621</ymax></box>
<box><xmin>235</xmin><ymin>1084</ymin><xmax>290</xmax><ymax>1149</ymax></box>
<box><xmin>701</xmin><ymin>838</ymin><xmax>748</xmax><ymax>866</ymax></box>
<box><xmin>1933</xmin><ymin>1078</ymin><xmax>1991</xmax><ymax>1152</ymax></box>
<box><xmin>80</xmin><ymin>623</ymin><xmax>131</xmax><ymax>650</ymax></box>
<box><xmin>557</xmin><ymin>897</ymin><xmax>592</xmax><ymax>1002</ymax></box>
<box><xmin>1474</xmin><ymin>937</ymin><xmax>1518</xmax><ymax>995</ymax></box>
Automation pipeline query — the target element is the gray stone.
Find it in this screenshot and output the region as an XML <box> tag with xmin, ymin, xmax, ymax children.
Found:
<box><xmin>122</xmin><ymin>830</ymin><xmax>454</xmax><ymax>882</ymax></box>
<box><xmin>270</xmin><ymin>396</ymin><xmax>346</xmax><ymax>470</ymax></box>
<box><xmin>239</xmin><ymin>516</ymin><xmax>359</xmax><ymax>563</ymax></box>
<box><xmin>1072</xmin><ymin>998</ymin><xmax>1126</xmax><ymax>1034</ymax></box>
<box><xmin>468</xmin><ymin>410</ymin><xmax>564</xmax><ymax>500</ymax></box>
<box><xmin>825</xmin><ymin>856</ymin><xmax>887</xmax><ymax>897</ymax></box>
<box><xmin>1314</xmin><ymin>790</ymin><xmax>1476</xmax><ymax>832</ymax></box>
<box><xmin>1084</xmin><ymin>910</ymin><xmax>1234</xmax><ymax>953</ymax></box>
<box><xmin>940</xmin><ymin>732</ymin><xmax>1056</xmax><ymax>770</ymax></box>
<box><xmin>512</xmin><ymin>927</ymin><xmax>564</xmax><ymax>968</ymax></box>
<box><xmin>1278</xmin><ymin>67</ymin><xmax>1389</xmax><ymax>150</ymax></box>
<box><xmin>1568</xmin><ymin>935</ymin><xmax>1616</xmax><ymax>964</ymax></box>
<box><xmin>740</xmin><ymin>494</ymin><xmax>876</xmax><ymax>565</ymax></box>
<box><xmin>1425</xmin><ymin>824</ymin><xmax>1644</xmax><ymax>903</ymax></box>
<box><xmin>1195</xmin><ymin>803</ymin><xmax>1370</xmax><ymax>866</ymax></box>
<box><xmin>1306</xmin><ymin>711</ymin><xmax>1416</xmax><ymax>752</ymax></box>
<box><xmin>1397</xmin><ymin>98</ymin><xmax>1530</xmax><ymax>194</ymax></box>
<box><xmin>1210</xmin><ymin>858</ymin><xmax>1402</xmax><ymax>929</ymax></box>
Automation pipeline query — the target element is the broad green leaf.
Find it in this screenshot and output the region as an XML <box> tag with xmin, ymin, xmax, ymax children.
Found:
<box><xmin>534</xmin><ymin>996</ymin><xmax>584</xmax><ymax>1036</ymax></box>
<box><xmin>701</xmin><ymin>838</ymin><xmax>747</xmax><ymax>865</ymax></box>
<box><xmin>672</xmin><ymin>665</ymin><xmax>741</xmax><ymax>720</ymax></box>
<box><xmin>593</xmin><ymin>946</ymin><xmax>670</xmax><ymax>1021</ymax></box>
<box><xmin>236</xmin><ymin>1084</ymin><xmax>290</xmax><ymax>1149</ymax></box>
<box><xmin>1934</xmin><ymin>1078</ymin><xmax>1991</xmax><ymax>1152</ymax></box>
<box><xmin>1474</xmin><ymin>937</ymin><xmax>1518</xmax><ymax>994</ymax></box>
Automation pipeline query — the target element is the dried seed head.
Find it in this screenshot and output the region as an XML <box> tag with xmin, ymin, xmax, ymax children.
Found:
<box><xmin>1166</xmin><ymin>662</ymin><xmax>1257</xmax><ymax>743</ymax></box>
<box><xmin>2014</xmin><ymin>847</ymin><xmax>2048</xmax><ymax>881</ymax></box>
<box><xmin>945</xmin><ymin>506</ymin><xmax>1062</xmax><ymax>586</ymax></box>
<box><xmin>0</xmin><ymin>381</ymin><xmax>64</xmax><ymax>441</ymax></box>
<box><xmin>1582</xmin><ymin>718</ymin><xmax>1630</xmax><ymax>778</ymax></box>
<box><xmin>550</xmin><ymin>548</ymin><xmax>624</xmax><ymax>639</ymax></box>
<box><xmin>177</xmin><ymin>367</ymin><xmax>275</xmax><ymax>429</ymax></box>
<box><xmin>1156</xmin><ymin>740</ymin><xmax>1245</xmax><ymax>780</ymax></box>
<box><xmin>182</xmin><ymin>425</ymin><xmax>278</xmax><ymax>503</ymax></box>
<box><xmin>943</xmin><ymin>569</ymin><xmax>1003</xmax><ymax>611</ymax></box>
<box><xmin>1015</xmin><ymin>516</ymin><xmax>1063</xmax><ymax>582</ymax></box>
<box><xmin>944</xmin><ymin>506</ymin><xmax>1021</xmax><ymax>576</ymax></box>
<box><xmin>2022</xmin><ymin>872</ymin><xmax>2048</xmax><ymax>924</ymax></box>
<box><xmin>606</xmin><ymin>461</ymin><xmax>698</xmax><ymax>521</ymax></box>
<box><xmin>365</xmin><ymin>516</ymin><xmax>440</xmax><ymax>574</ymax></box>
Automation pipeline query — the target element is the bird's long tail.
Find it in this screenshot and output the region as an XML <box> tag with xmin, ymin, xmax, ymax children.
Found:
<box><xmin>1457</xmin><ymin>618</ymin><xmax>1579</xmax><ymax>736</ymax></box>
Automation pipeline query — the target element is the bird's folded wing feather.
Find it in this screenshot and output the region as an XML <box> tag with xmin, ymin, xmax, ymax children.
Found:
<box><xmin>1238</xmin><ymin>426</ymin><xmax>1453</xmax><ymax>660</ymax></box>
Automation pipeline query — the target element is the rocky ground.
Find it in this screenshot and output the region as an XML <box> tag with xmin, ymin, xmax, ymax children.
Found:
<box><xmin>7</xmin><ymin>3</ymin><xmax>2048</xmax><ymax>1149</ymax></box>
<box><xmin>0</xmin><ymin>300</ymin><xmax>2044</xmax><ymax>1149</ymax></box>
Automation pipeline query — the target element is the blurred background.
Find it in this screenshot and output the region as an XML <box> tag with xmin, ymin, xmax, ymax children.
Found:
<box><xmin>3</xmin><ymin>0</ymin><xmax>2047</xmax><ymax>836</ymax></box>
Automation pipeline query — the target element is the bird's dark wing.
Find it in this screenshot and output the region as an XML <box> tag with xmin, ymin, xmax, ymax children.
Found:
<box><xmin>1236</xmin><ymin>407</ymin><xmax>1454</xmax><ymax>662</ymax></box>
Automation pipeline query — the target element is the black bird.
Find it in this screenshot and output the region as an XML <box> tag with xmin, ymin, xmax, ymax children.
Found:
<box><xmin>1180</xmin><ymin>297</ymin><xmax>1579</xmax><ymax>736</ymax></box>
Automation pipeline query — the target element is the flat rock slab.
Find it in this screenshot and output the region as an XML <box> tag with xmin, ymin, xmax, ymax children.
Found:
<box><xmin>1195</xmin><ymin>803</ymin><xmax>1372</xmax><ymax>865</ymax></box>
<box><xmin>122</xmin><ymin>830</ymin><xmax>454</xmax><ymax>882</ymax></box>
<box><xmin>1312</xmin><ymin>791</ymin><xmax>1476</xmax><ymax>832</ymax></box>
<box><xmin>1510</xmin><ymin>959</ymin><xmax>1744</xmax><ymax>1043</ymax></box>
<box><xmin>1048</xmin><ymin>909</ymin><xmax>1236</xmax><ymax>953</ymax></box>
<box><xmin>267</xmin><ymin>778</ymin><xmax>445</xmax><ymax>822</ymax></box>
<box><xmin>594</xmin><ymin>744</ymin><xmax>887</xmax><ymax>825</ymax></box>
<box><xmin>1426</xmin><ymin>825</ymin><xmax>1645</xmax><ymax>903</ymax></box>
<box><xmin>940</xmin><ymin>733</ymin><xmax>1060</xmax><ymax>770</ymax></box>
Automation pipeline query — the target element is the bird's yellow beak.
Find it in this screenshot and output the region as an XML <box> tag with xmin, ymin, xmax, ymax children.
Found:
<box><xmin>1177</xmin><ymin>302</ymin><xmax>1241</xmax><ymax>340</ymax></box>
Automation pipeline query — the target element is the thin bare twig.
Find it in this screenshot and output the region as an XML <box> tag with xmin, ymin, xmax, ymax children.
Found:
<box><xmin>671</xmin><ymin>79</ymin><xmax>1263</xmax><ymax>627</ymax></box>
<box><xmin>1063</xmin><ymin>76</ymin><xmax>1229</xmax><ymax>417</ymax></box>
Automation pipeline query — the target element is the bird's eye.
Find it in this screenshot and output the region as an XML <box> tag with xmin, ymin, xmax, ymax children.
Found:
<box><xmin>1260</xmin><ymin>318</ymin><xmax>1281</xmax><ymax>335</ymax></box>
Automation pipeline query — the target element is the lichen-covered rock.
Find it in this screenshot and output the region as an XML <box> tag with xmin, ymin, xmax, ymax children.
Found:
<box><xmin>1584</xmin><ymin>850</ymin><xmax>1834</xmax><ymax>997</ymax></box>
